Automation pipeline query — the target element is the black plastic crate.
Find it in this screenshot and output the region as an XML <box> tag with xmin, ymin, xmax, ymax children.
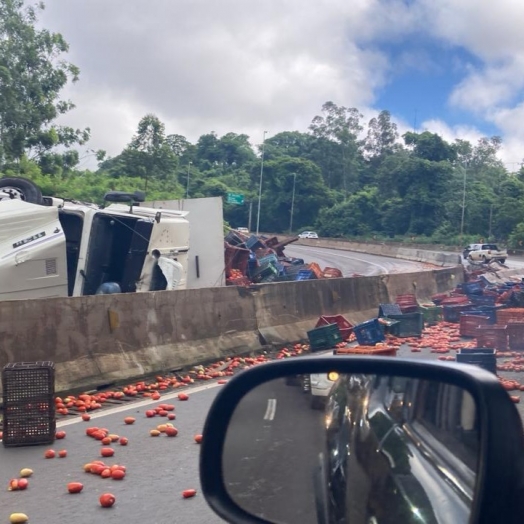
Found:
<box><xmin>378</xmin><ymin>304</ymin><xmax>402</xmax><ymax>317</ymax></box>
<box><xmin>2</xmin><ymin>362</ymin><xmax>56</xmax><ymax>447</ymax></box>
<box><xmin>385</xmin><ymin>312</ymin><xmax>424</xmax><ymax>337</ymax></box>
<box><xmin>307</xmin><ymin>324</ymin><xmax>343</xmax><ymax>351</ymax></box>
<box><xmin>456</xmin><ymin>348</ymin><xmax>496</xmax><ymax>375</ymax></box>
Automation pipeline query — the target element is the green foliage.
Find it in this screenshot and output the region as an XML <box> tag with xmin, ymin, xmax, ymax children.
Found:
<box><xmin>0</xmin><ymin>0</ymin><xmax>89</xmax><ymax>164</ymax></box>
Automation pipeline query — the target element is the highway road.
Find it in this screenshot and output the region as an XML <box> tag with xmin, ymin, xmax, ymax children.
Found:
<box><xmin>3</xmin><ymin>246</ymin><xmax>524</xmax><ymax>523</ymax></box>
<box><xmin>285</xmin><ymin>245</ymin><xmax>441</xmax><ymax>276</ymax></box>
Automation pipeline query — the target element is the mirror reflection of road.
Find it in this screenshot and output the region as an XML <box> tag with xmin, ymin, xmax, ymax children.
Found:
<box><xmin>223</xmin><ymin>378</ymin><xmax>324</xmax><ymax>524</ymax></box>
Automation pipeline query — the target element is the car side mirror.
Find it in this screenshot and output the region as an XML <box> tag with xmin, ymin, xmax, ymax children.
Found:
<box><xmin>200</xmin><ymin>357</ymin><xmax>524</xmax><ymax>524</ymax></box>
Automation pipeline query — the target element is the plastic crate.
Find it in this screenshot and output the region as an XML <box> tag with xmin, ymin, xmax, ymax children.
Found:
<box><xmin>245</xmin><ymin>235</ymin><xmax>265</xmax><ymax>250</ymax></box>
<box><xmin>252</xmin><ymin>263</ymin><xmax>278</xmax><ymax>283</ymax></box>
<box><xmin>443</xmin><ymin>304</ymin><xmax>473</xmax><ymax>323</ymax></box>
<box><xmin>323</xmin><ymin>267</ymin><xmax>343</xmax><ymax>279</ymax></box>
<box><xmin>2</xmin><ymin>362</ymin><xmax>56</xmax><ymax>447</ymax></box>
<box><xmin>315</xmin><ymin>315</ymin><xmax>353</xmax><ymax>340</ymax></box>
<box><xmin>459</xmin><ymin>314</ymin><xmax>491</xmax><ymax>338</ymax></box>
<box><xmin>468</xmin><ymin>294</ymin><xmax>497</xmax><ymax>306</ymax></box>
<box><xmin>295</xmin><ymin>269</ymin><xmax>316</xmax><ymax>281</ymax></box>
<box><xmin>475</xmin><ymin>325</ymin><xmax>508</xmax><ymax>351</ymax></box>
<box><xmin>257</xmin><ymin>253</ymin><xmax>278</xmax><ymax>267</ymax></box>
<box><xmin>353</xmin><ymin>319</ymin><xmax>385</xmax><ymax>346</ymax></box>
<box><xmin>461</xmin><ymin>281</ymin><xmax>484</xmax><ymax>295</ymax></box>
<box><xmin>307</xmin><ymin>324</ymin><xmax>343</xmax><ymax>351</ymax></box>
<box><xmin>385</xmin><ymin>312</ymin><xmax>424</xmax><ymax>337</ymax></box>
<box><xmin>441</xmin><ymin>296</ymin><xmax>470</xmax><ymax>306</ymax></box>
<box><xmin>507</xmin><ymin>322</ymin><xmax>524</xmax><ymax>351</ymax></box>
<box><xmin>497</xmin><ymin>308</ymin><xmax>524</xmax><ymax>325</ymax></box>
<box><xmin>431</xmin><ymin>293</ymin><xmax>449</xmax><ymax>305</ymax></box>
<box><xmin>456</xmin><ymin>348</ymin><xmax>496</xmax><ymax>374</ymax></box>
<box><xmin>334</xmin><ymin>346</ymin><xmax>397</xmax><ymax>357</ymax></box>
<box><xmin>378</xmin><ymin>304</ymin><xmax>403</xmax><ymax>317</ymax></box>
<box><xmin>419</xmin><ymin>304</ymin><xmax>443</xmax><ymax>325</ymax></box>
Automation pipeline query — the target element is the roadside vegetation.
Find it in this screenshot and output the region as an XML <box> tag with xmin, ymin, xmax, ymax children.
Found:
<box><xmin>1</xmin><ymin>0</ymin><xmax>524</xmax><ymax>248</ymax></box>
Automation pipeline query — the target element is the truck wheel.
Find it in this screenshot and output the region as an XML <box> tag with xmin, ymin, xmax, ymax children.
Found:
<box><xmin>500</xmin><ymin>259</ymin><xmax>506</xmax><ymax>264</ymax></box>
<box><xmin>0</xmin><ymin>177</ymin><xmax>43</xmax><ymax>205</ymax></box>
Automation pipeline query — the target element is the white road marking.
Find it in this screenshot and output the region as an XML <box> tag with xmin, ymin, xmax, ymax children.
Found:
<box><xmin>263</xmin><ymin>399</ymin><xmax>277</xmax><ymax>421</ymax></box>
<box><xmin>56</xmin><ymin>380</ymin><xmax>224</xmax><ymax>427</ymax></box>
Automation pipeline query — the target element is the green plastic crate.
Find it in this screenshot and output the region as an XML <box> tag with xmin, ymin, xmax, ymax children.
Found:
<box><xmin>386</xmin><ymin>312</ymin><xmax>424</xmax><ymax>337</ymax></box>
<box><xmin>419</xmin><ymin>304</ymin><xmax>443</xmax><ymax>325</ymax></box>
<box><xmin>307</xmin><ymin>324</ymin><xmax>343</xmax><ymax>351</ymax></box>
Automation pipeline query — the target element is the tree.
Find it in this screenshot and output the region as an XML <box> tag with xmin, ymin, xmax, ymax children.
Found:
<box><xmin>100</xmin><ymin>114</ymin><xmax>180</xmax><ymax>191</ymax></box>
<box><xmin>363</xmin><ymin>110</ymin><xmax>399</xmax><ymax>159</ymax></box>
<box><xmin>403</xmin><ymin>131</ymin><xmax>456</xmax><ymax>163</ymax></box>
<box><xmin>309</xmin><ymin>101</ymin><xmax>364</xmax><ymax>193</ymax></box>
<box><xmin>0</xmin><ymin>0</ymin><xmax>89</xmax><ymax>166</ymax></box>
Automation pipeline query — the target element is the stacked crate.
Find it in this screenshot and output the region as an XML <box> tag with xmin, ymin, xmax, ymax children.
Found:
<box><xmin>2</xmin><ymin>362</ymin><xmax>56</xmax><ymax>447</ymax></box>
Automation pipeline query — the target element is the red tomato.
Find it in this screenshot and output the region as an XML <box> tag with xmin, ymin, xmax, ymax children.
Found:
<box><xmin>99</xmin><ymin>493</ymin><xmax>116</xmax><ymax>507</ymax></box>
<box><xmin>165</xmin><ymin>427</ymin><xmax>178</xmax><ymax>437</ymax></box>
<box><xmin>194</xmin><ymin>434</ymin><xmax>203</xmax><ymax>444</ymax></box>
<box><xmin>111</xmin><ymin>469</ymin><xmax>125</xmax><ymax>480</ymax></box>
<box><xmin>101</xmin><ymin>447</ymin><xmax>115</xmax><ymax>457</ymax></box>
<box><xmin>178</xmin><ymin>393</ymin><xmax>189</xmax><ymax>401</ymax></box>
<box><xmin>145</xmin><ymin>410</ymin><xmax>156</xmax><ymax>418</ymax></box>
<box><xmin>124</xmin><ymin>417</ymin><xmax>135</xmax><ymax>425</ymax></box>
<box><xmin>119</xmin><ymin>437</ymin><xmax>129</xmax><ymax>446</ymax></box>
<box><xmin>44</xmin><ymin>449</ymin><xmax>56</xmax><ymax>459</ymax></box>
<box><xmin>167</xmin><ymin>413</ymin><xmax>176</xmax><ymax>420</ymax></box>
<box><xmin>58</xmin><ymin>449</ymin><xmax>67</xmax><ymax>458</ymax></box>
<box><xmin>81</xmin><ymin>413</ymin><xmax>91</xmax><ymax>421</ymax></box>
<box><xmin>182</xmin><ymin>489</ymin><xmax>197</xmax><ymax>498</ymax></box>
<box><xmin>67</xmin><ymin>482</ymin><xmax>84</xmax><ymax>494</ymax></box>
<box><xmin>55</xmin><ymin>430</ymin><xmax>66</xmax><ymax>439</ymax></box>
<box><xmin>17</xmin><ymin>478</ymin><xmax>29</xmax><ymax>490</ymax></box>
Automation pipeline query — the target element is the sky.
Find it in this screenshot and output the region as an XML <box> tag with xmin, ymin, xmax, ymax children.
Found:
<box><xmin>37</xmin><ymin>0</ymin><xmax>524</xmax><ymax>171</ymax></box>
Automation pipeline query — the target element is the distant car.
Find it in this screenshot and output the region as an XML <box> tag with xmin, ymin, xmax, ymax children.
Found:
<box><xmin>298</xmin><ymin>231</ymin><xmax>319</xmax><ymax>239</ymax></box>
<box><xmin>463</xmin><ymin>243</ymin><xmax>507</xmax><ymax>264</ymax></box>
<box><xmin>236</xmin><ymin>227</ymin><xmax>249</xmax><ymax>234</ymax></box>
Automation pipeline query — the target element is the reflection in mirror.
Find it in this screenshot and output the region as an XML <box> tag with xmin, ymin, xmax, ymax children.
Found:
<box><xmin>223</xmin><ymin>373</ymin><xmax>479</xmax><ymax>524</ymax></box>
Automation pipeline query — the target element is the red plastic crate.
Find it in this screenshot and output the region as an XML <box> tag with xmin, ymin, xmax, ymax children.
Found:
<box><xmin>497</xmin><ymin>308</ymin><xmax>524</xmax><ymax>325</ymax></box>
<box><xmin>507</xmin><ymin>322</ymin><xmax>524</xmax><ymax>351</ymax></box>
<box><xmin>460</xmin><ymin>315</ymin><xmax>491</xmax><ymax>337</ymax></box>
<box><xmin>315</xmin><ymin>315</ymin><xmax>353</xmax><ymax>340</ymax></box>
<box><xmin>475</xmin><ymin>325</ymin><xmax>508</xmax><ymax>351</ymax></box>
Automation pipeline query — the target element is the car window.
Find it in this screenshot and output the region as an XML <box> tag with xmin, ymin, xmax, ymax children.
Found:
<box><xmin>412</xmin><ymin>381</ymin><xmax>479</xmax><ymax>471</ymax></box>
<box><xmin>482</xmin><ymin>244</ymin><xmax>498</xmax><ymax>250</ymax></box>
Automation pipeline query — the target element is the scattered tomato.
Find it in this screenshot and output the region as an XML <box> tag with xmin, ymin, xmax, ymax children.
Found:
<box><xmin>111</xmin><ymin>469</ymin><xmax>126</xmax><ymax>480</ymax></box>
<box><xmin>167</xmin><ymin>413</ymin><xmax>176</xmax><ymax>420</ymax></box>
<box><xmin>55</xmin><ymin>430</ymin><xmax>66</xmax><ymax>439</ymax></box>
<box><xmin>182</xmin><ymin>489</ymin><xmax>197</xmax><ymax>498</ymax></box>
<box><xmin>81</xmin><ymin>413</ymin><xmax>91</xmax><ymax>421</ymax></box>
<box><xmin>165</xmin><ymin>427</ymin><xmax>178</xmax><ymax>437</ymax></box>
<box><xmin>178</xmin><ymin>393</ymin><xmax>189</xmax><ymax>401</ymax></box>
<box><xmin>99</xmin><ymin>493</ymin><xmax>116</xmax><ymax>508</ymax></box>
<box><xmin>17</xmin><ymin>478</ymin><xmax>28</xmax><ymax>490</ymax></box>
<box><xmin>58</xmin><ymin>449</ymin><xmax>67</xmax><ymax>458</ymax></box>
<box><xmin>119</xmin><ymin>437</ymin><xmax>128</xmax><ymax>446</ymax></box>
<box><xmin>194</xmin><ymin>434</ymin><xmax>203</xmax><ymax>444</ymax></box>
<box><xmin>44</xmin><ymin>449</ymin><xmax>56</xmax><ymax>459</ymax></box>
<box><xmin>124</xmin><ymin>416</ymin><xmax>135</xmax><ymax>425</ymax></box>
<box><xmin>101</xmin><ymin>447</ymin><xmax>115</xmax><ymax>457</ymax></box>
<box><xmin>67</xmin><ymin>482</ymin><xmax>84</xmax><ymax>494</ymax></box>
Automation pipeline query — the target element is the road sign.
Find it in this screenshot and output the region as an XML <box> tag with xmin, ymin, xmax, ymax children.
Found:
<box><xmin>226</xmin><ymin>193</ymin><xmax>244</xmax><ymax>205</ymax></box>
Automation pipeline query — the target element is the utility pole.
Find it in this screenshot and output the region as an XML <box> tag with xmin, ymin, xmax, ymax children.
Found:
<box><xmin>256</xmin><ymin>131</ymin><xmax>267</xmax><ymax>235</ymax></box>
<box><xmin>289</xmin><ymin>172</ymin><xmax>297</xmax><ymax>234</ymax></box>
<box><xmin>186</xmin><ymin>161</ymin><xmax>192</xmax><ymax>199</ymax></box>
<box><xmin>248</xmin><ymin>202</ymin><xmax>253</xmax><ymax>232</ymax></box>
<box><xmin>460</xmin><ymin>162</ymin><xmax>467</xmax><ymax>246</ymax></box>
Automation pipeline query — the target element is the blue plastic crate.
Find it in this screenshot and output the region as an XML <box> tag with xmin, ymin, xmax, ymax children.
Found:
<box><xmin>295</xmin><ymin>269</ymin><xmax>316</xmax><ymax>281</ymax></box>
<box><xmin>461</xmin><ymin>281</ymin><xmax>483</xmax><ymax>295</ymax></box>
<box><xmin>257</xmin><ymin>254</ymin><xmax>278</xmax><ymax>267</ymax></box>
<box><xmin>468</xmin><ymin>294</ymin><xmax>497</xmax><ymax>306</ymax></box>
<box><xmin>353</xmin><ymin>318</ymin><xmax>385</xmax><ymax>346</ymax></box>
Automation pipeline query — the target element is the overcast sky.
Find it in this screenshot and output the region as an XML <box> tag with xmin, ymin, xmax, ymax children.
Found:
<box><xmin>38</xmin><ymin>0</ymin><xmax>524</xmax><ymax>170</ymax></box>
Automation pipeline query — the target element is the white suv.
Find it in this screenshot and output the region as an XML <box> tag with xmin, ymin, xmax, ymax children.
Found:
<box><xmin>298</xmin><ymin>231</ymin><xmax>319</xmax><ymax>239</ymax></box>
<box><xmin>463</xmin><ymin>243</ymin><xmax>507</xmax><ymax>264</ymax></box>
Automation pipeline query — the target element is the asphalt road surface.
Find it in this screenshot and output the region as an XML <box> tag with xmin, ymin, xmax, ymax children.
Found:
<box><xmin>284</xmin><ymin>245</ymin><xmax>437</xmax><ymax>276</ymax></box>
<box><xmin>0</xmin><ymin>382</ymin><xmax>228</xmax><ymax>524</ymax></box>
<box><xmin>223</xmin><ymin>378</ymin><xmax>325</xmax><ymax>524</ymax></box>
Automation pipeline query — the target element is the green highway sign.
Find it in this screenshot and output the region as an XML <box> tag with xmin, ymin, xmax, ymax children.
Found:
<box><xmin>226</xmin><ymin>193</ymin><xmax>244</xmax><ymax>205</ymax></box>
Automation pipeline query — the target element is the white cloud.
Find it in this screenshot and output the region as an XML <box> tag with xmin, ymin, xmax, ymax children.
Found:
<box><xmin>35</xmin><ymin>0</ymin><xmax>524</xmax><ymax>168</ymax></box>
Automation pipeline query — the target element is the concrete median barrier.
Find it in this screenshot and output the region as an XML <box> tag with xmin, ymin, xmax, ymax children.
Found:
<box><xmin>0</xmin><ymin>265</ymin><xmax>464</xmax><ymax>393</ymax></box>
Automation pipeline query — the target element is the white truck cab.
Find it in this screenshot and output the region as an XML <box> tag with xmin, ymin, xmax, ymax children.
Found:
<box><xmin>0</xmin><ymin>177</ymin><xmax>190</xmax><ymax>301</ymax></box>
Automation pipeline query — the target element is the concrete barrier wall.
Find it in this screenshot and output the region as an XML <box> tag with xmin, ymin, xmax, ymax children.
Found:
<box><xmin>0</xmin><ymin>265</ymin><xmax>464</xmax><ymax>393</ymax></box>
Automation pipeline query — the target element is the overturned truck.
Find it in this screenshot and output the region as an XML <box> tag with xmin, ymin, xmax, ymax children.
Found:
<box><xmin>0</xmin><ymin>177</ymin><xmax>190</xmax><ymax>301</ymax></box>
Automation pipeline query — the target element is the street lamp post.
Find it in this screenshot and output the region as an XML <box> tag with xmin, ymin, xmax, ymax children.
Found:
<box><xmin>256</xmin><ymin>131</ymin><xmax>268</xmax><ymax>235</ymax></box>
<box><xmin>186</xmin><ymin>161</ymin><xmax>192</xmax><ymax>199</ymax></box>
<box><xmin>289</xmin><ymin>172</ymin><xmax>297</xmax><ymax>234</ymax></box>
<box><xmin>459</xmin><ymin>162</ymin><xmax>467</xmax><ymax>246</ymax></box>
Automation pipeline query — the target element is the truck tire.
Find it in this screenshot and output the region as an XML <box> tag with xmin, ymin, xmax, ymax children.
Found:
<box><xmin>0</xmin><ymin>177</ymin><xmax>43</xmax><ymax>205</ymax></box>
<box><xmin>500</xmin><ymin>259</ymin><xmax>506</xmax><ymax>264</ymax></box>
